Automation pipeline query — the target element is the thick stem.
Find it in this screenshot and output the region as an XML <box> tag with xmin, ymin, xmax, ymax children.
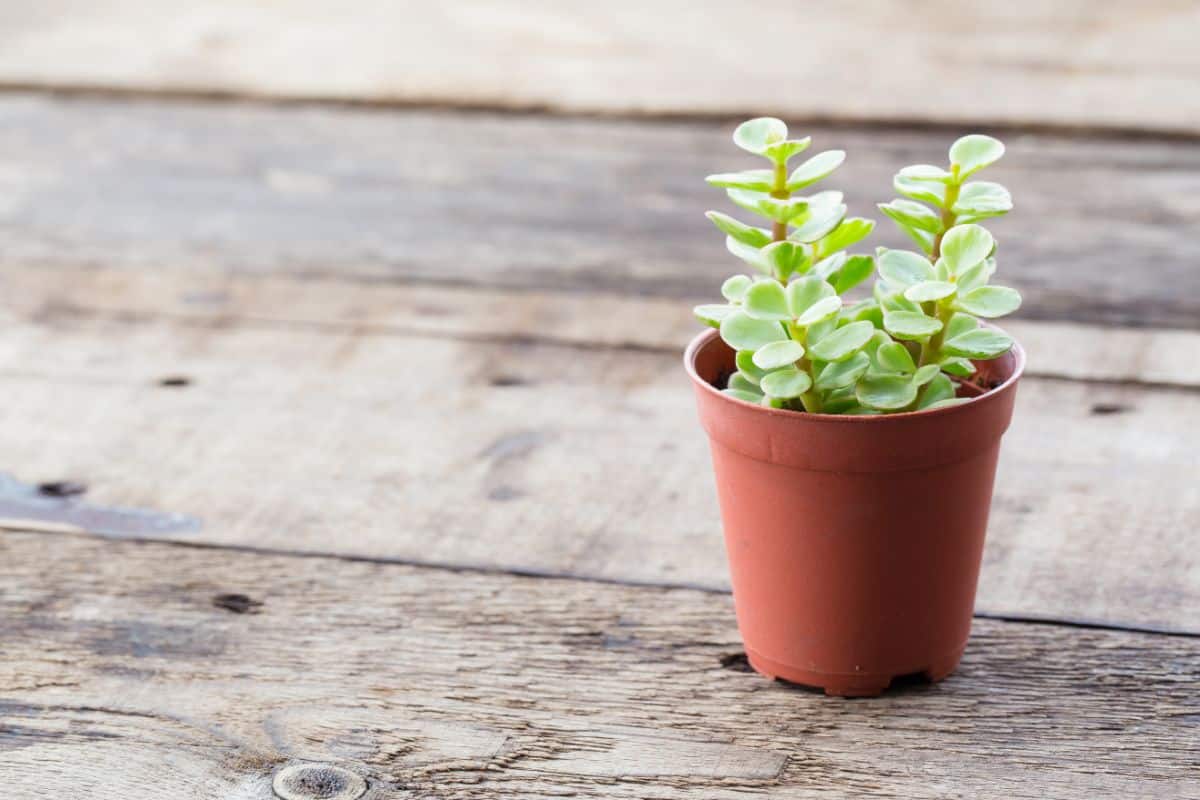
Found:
<box><xmin>770</xmin><ymin>161</ymin><xmax>789</xmax><ymax>251</ymax></box>
<box><xmin>786</xmin><ymin>321</ymin><xmax>822</xmax><ymax>413</ymax></box>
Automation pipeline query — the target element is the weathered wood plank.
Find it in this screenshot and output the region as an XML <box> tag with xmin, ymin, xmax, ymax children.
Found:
<box><xmin>2</xmin><ymin>531</ymin><xmax>1197</xmax><ymax>798</ymax></box>
<box><xmin>0</xmin><ymin>303</ymin><xmax>1195</xmax><ymax>632</ymax></box>
<box><xmin>0</xmin><ymin>94</ymin><xmax>1198</xmax><ymax>328</ymax></box>
<box><xmin>1</xmin><ymin>2</ymin><xmax>1198</xmax><ymax>134</ymax></box>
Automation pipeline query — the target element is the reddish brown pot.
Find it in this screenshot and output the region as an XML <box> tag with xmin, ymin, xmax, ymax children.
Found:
<box><xmin>685</xmin><ymin>327</ymin><xmax>1024</xmax><ymax>697</ymax></box>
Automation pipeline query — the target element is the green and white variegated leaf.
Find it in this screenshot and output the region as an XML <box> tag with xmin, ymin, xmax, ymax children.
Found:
<box><xmin>815</xmin><ymin>351</ymin><xmax>870</xmax><ymax>390</ymax></box>
<box><xmin>727</xmin><ymin>189</ymin><xmax>809</xmax><ymax>224</ymax></box>
<box><xmin>727</xmin><ymin>372</ymin><xmax>762</xmax><ymax>395</ymax></box>
<box><xmin>722</xmin><ymin>388</ymin><xmax>763</xmax><ymax>403</ymax></box>
<box><xmin>856</xmin><ymin>374</ymin><xmax>918</xmax><ymax>410</ymax></box>
<box><xmin>956</xmin><ymin>285</ymin><xmax>1022</xmax><ymax>318</ymax></box>
<box><xmin>726</xmin><ymin>236</ymin><xmax>771</xmax><ymax>275</ymax></box>
<box><xmin>706</xmin><ymin>211</ymin><xmax>772</xmax><ymax>247</ymax></box>
<box><xmin>949</xmin><ymin>134</ymin><xmax>1005</xmax><ymax>179</ymax></box>
<box><xmin>814</xmin><ymin>217</ymin><xmax>875</xmax><ymax>259</ymax></box>
<box><xmin>953</xmin><ymin>181</ymin><xmax>1012</xmax><ymax>220</ymax></box>
<box><xmin>786</xmin><ymin>150</ymin><xmax>845</xmax><ymax>191</ymax></box>
<box><xmin>760</xmin><ymin>366</ymin><xmax>812</xmax><ymax>399</ymax></box>
<box><xmin>736</xmin><ymin>349</ymin><xmax>767</xmax><ymax>383</ymax></box>
<box><xmin>926</xmin><ymin>397</ymin><xmax>972</xmax><ymax>410</ymax></box>
<box><xmin>943</xmin><ymin>327</ymin><xmax>1013</xmax><ymax>359</ymax></box>
<box><xmin>795</xmin><ymin>295</ymin><xmax>843</xmax><ymax>326</ymax></box>
<box><xmin>898</xmin><ymin>164</ymin><xmax>955</xmax><ymax>183</ymax></box>
<box><xmin>883</xmin><ymin>310</ymin><xmax>943</xmax><ymax>341</ymax></box>
<box><xmin>878</xmin><ymin>199</ymin><xmax>943</xmax><ymax>233</ymax></box>
<box><xmin>904</xmin><ymin>280</ymin><xmax>956</xmax><ymax>303</ymax></box>
<box><xmin>807</xmin><ymin>320</ymin><xmax>875</xmax><ymax>362</ymax></box>
<box><xmin>957</xmin><ymin>256</ymin><xmax>997</xmax><ymax>291</ymax></box>
<box><xmin>876</xmin><ymin>340</ymin><xmax>916</xmax><ymax>373</ymax></box>
<box><xmin>830</xmin><ymin>255</ymin><xmax>875</xmax><ymax>295</ymax></box>
<box><xmin>875</xmin><ymin>282</ymin><xmax>922</xmax><ymax>313</ymax></box>
<box><xmin>940</xmin><ymin>224</ymin><xmax>994</xmax><ymax>273</ymax></box>
<box><xmin>812</xmin><ymin>252</ymin><xmax>845</xmax><ymax>280</ymax></box>
<box><xmin>918</xmin><ymin>373</ymin><xmax>957</xmax><ymax>408</ymax></box>
<box><xmin>721</xmin><ymin>274</ymin><xmax>753</xmax><ymax>303</ymax></box>
<box><xmin>742</xmin><ymin>280</ymin><xmax>792</xmax><ymax>321</ymax></box>
<box><xmin>946</xmin><ymin>312</ymin><xmax>979</xmax><ymax>340</ymax></box>
<box><xmin>805</xmin><ymin>314</ymin><xmax>839</xmax><ymax>346</ymax></box>
<box><xmin>720</xmin><ymin>310</ymin><xmax>788</xmax><ymax>350</ymax></box>
<box><xmin>877</xmin><ymin>249</ymin><xmax>935</xmax><ymax>289</ymax></box>
<box><xmin>752</xmin><ymin>339</ymin><xmax>806</xmax><ymax>370</ymax></box>
<box><xmin>940</xmin><ymin>356</ymin><xmax>977</xmax><ymax>377</ymax></box>
<box><xmin>733</xmin><ymin>117</ymin><xmax>788</xmax><ymax>155</ymax></box>
<box><xmin>786</xmin><ymin>276</ymin><xmax>836</xmax><ymax>318</ymax></box>
<box><xmin>851</xmin><ymin>298</ymin><xmax>885</xmax><ymax>327</ymax></box>
<box><xmin>894</xmin><ymin>174</ymin><xmax>947</xmax><ymax>208</ymax></box>
<box><xmin>913</xmin><ymin>363</ymin><xmax>941</xmax><ymax>385</ymax></box>
<box><xmin>694</xmin><ymin>303</ymin><xmax>736</xmax><ymax>328</ymax></box>
<box><xmin>762</xmin><ymin>240</ymin><xmax>810</xmax><ymax>281</ymax></box>
<box><xmin>788</xmin><ymin>201</ymin><xmax>848</xmax><ymax>243</ymax></box>
<box><xmin>705</xmin><ymin>169</ymin><xmax>775</xmax><ymax>192</ymax></box>
<box><xmin>763</xmin><ymin>138</ymin><xmax>812</xmax><ymax>165</ymax></box>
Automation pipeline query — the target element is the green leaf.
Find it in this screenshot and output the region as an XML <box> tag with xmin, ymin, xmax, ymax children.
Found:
<box><xmin>786</xmin><ymin>150</ymin><xmax>845</xmax><ymax>191</ymax></box>
<box><xmin>764</xmin><ymin>137</ymin><xmax>813</xmax><ymax>165</ymax></box>
<box><xmin>816</xmin><ymin>351</ymin><xmax>870</xmax><ymax>390</ymax></box>
<box><xmin>735</xmin><ymin>349</ymin><xmax>767</xmax><ymax>382</ymax></box>
<box><xmin>914</xmin><ymin>364</ymin><xmax>941</xmax><ymax>385</ymax></box>
<box><xmin>831</xmin><ymin>255</ymin><xmax>875</xmax><ymax>294</ymax></box>
<box><xmin>918</xmin><ymin>373</ymin><xmax>956</xmax><ymax>408</ymax></box>
<box><xmin>720</xmin><ymin>311</ymin><xmax>787</xmax><ymax>350</ymax></box>
<box><xmin>808</xmin><ymin>320</ymin><xmax>875</xmax><ymax>362</ymax></box>
<box><xmin>814</xmin><ymin>217</ymin><xmax>875</xmax><ymax>259</ymax></box>
<box><xmin>786</xmin><ymin>276</ymin><xmax>835</xmax><ymax>317</ymax></box>
<box><xmin>878</xmin><ymin>199</ymin><xmax>943</xmax><ymax>233</ymax></box>
<box><xmin>728</xmin><ymin>189</ymin><xmax>808</xmax><ymax>224</ymax></box>
<box><xmin>876</xmin><ymin>341</ymin><xmax>916</xmax><ymax>373</ymax></box>
<box><xmin>733</xmin><ymin>118</ymin><xmax>788</xmax><ymax>155</ymax></box>
<box><xmin>894</xmin><ymin>174</ymin><xmax>946</xmax><ymax>208</ymax></box>
<box><xmin>927</xmin><ymin>397</ymin><xmax>971</xmax><ymax>410</ymax></box>
<box><xmin>762</xmin><ymin>241</ymin><xmax>810</xmax><ymax>281</ymax></box>
<box><xmin>728</xmin><ymin>372</ymin><xmax>762</xmax><ymax>394</ymax></box>
<box><xmin>949</xmin><ymin>134</ymin><xmax>1005</xmax><ymax>179</ymax></box>
<box><xmin>953</xmin><ymin>181</ymin><xmax>1012</xmax><ymax>218</ymax></box>
<box><xmin>743</xmin><ymin>280</ymin><xmax>792</xmax><ymax>321</ymax></box>
<box><xmin>788</xmin><ymin>202</ymin><xmax>848</xmax><ymax>243</ymax></box>
<box><xmin>940</xmin><ymin>356</ymin><xmax>976</xmax><ymax>377</ymax></box>
<box><xmin>905</xmin><ymin>280</ymin><xmax>956</xmax><ymax>303</ymax></box>
<box><xmin>940</xmin><ymin>224</ymin><xmax>994</xmax><ymax>273</ymax></box>
<box><xmin>694</xmin><ymin>304</ymin><xmax>735</xmax><ymax>327</ymax></box>
<box><xmin>705</xmin><ymin>169</ymin><xmax>775</xmax><ymax>192</ymax></box>
<box><xmin>856</xmin><ymin>374</ymin><xmax>918</xmax><ymax>410</ymax></box>
<box><xmin>795</xmin><ymin>295</ymin><xmax>843</xmax><ymax>326</ymax></box>
<box><xmin>722</xmin><ymin>388</ymin><xmax>763</xmax><ymax>404</ymax></box>
<box><xmin>943</xmin><ymin>328</ymin><xmax>1013</xmax><ymax>359</ymax></box>
<box><xmin>806</xmin><ymin>314</ymin><xmax>838</xmax><ymax>345</ymax></box>
<box><xmin>760</xmin><ymin>366</ymin><xmax>813</xmax><ymax>399</ymax></box>
<box><xmin>957</xmin><ymin>256</ymin><xmax>996</xmax><ymax>291</ymax></box>
<box><xmin>752</xmin><ymin>339</ymin><xmax>805</xmax><ymax>369</ymax></box>
<box><xmin>877</xmin><ymin>249</ymin><xmax>935</xmax><ymax>289</ymax></box>
<box><xmin>726</xmin><ymin>237</ymin><xmax>770</xmax><ymax>274</ymax></box>
<box><xmin>812</xmin><ymin>252</ymin><xmax>846</xmax><ymax>280</ymax></box>
<box><xmin>883</xmin><ymin>310</ymin><xmax>943</xmax><ymax>341</ymax></box>
<box><xmin>956</xmin><ymin>286</ymin><xmax>1021</xmax><ymax>318</ymax></box>
<box><xmin>706</xmin><ymin>211</ymin><xmax>772</xmax><ymax>247</ymax></box>
<box><xmin>850</xmin><ymin>298</ymin><xmax>885</xmax><ymax>327</ymax></box>
<box><xmin>899</xmin><ymin>224</ymin><xmax>936</xmax><ymax>255</ymax></box>
<box><xmin>899</xmin><ymin>164</ymin><xmax>954</xmax><ymax>183</ymax></box>
<box><xmin>946</xmin><ymin>312</ymin><xmax>978</xmax><ymax>340</ymax></box>
<box><xmin>721</xmin><ymin>275</ymin><xmax>753</xmax><ymax>303</ymax></box>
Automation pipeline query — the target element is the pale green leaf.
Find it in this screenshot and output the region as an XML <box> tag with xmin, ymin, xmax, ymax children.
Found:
<box><xmin>926</xmin><ymin>397</ymin><xmax>972</xmax><ymax>410</ymax></box>
<box><xmin>940</xmin><ymin>356</ymin><xmax>976</xmax><ymax>377</ymax></box>
<box><xmin>736</xmin><ymin>349</ymin><xmax>767</xmax><ymax>382</ymax></box>
<box><xmin>694</xmin><ymin>304</ymin><xmax>735</xmax><ymax>328</ymax></box>
<box><xmin>721</xmin><ymin>275</ymin><xmax>753</xmax><ymax>303</ymax></box>
<box><xmin>957</xmin><ymin>286</ymin><xmax>1022</xmax><ymax>318</ymax></box>
<box><xmin>878</xmin><ymin>199</ymin><xmax>943</xmax><ymax>233</ymax></box>
<box><xmin>808</xmin><ymin>320</ymin><xmax>875</xmax><ymax>362</ymax></box>
<box><xmin>786</xmin><ymin>276</ymin><xmax>836</xmax><ymax>317</ymax></box>
<box><xmin>877</xmin><ymin>249</ymin><xmax>935</xmax><ymax>289</ymax></box>
<box><xmin>914</xmin><ymin>364</ymin><xmax>941</xmax><ymax>385</ymax></box>
<box><xmin>806</xmin><ymin>314</ymin><xmax>838</xmax><ymax>345</ymax></box>
<box><xmin>812</xmin><ymin>252</ymin><xmax>846</xmax><ymax>280</ymax></box>
<box><xmin>894</xmin><ymin>175</ymin><xmax>946</xmax><ymax>207</ymax></box>
<box><xmin>753</xmin><ymin>339</ymin><xmax>806</xmax><ymax>369</ymax></box>
<box><xmin>728</xmin><ymin>189</ymin><xmax>808</xmax><ymax>223</ymax></box>
<box><xmin>899</xmin><ymin>164</ymin><xmax>955</xmax><ymax>183</ymax></box>
<box><xmin>728</xmin><ymin>372</ymin><xmax>762</xmax><ymax>394</ymax></box>
<box><xmin>815</xmin><ymin>351</ymin><xmax>870</xmax><ymax>390</ymax></box>
<box><xmin>706</xmin><ymin>211</ymin><xmax>772</xmax><ymax>247</ymax></box>
<box><xmin>946</xmin><ymin>312</ymin><xmax>978</xmax><ymax>340</ymax></box>
<box><xmin>957</xmin><ymin>256</ymin><xmax>996</xmax><ymax>291</ymax></box>
<box><xmin>918</xmin><ymin>373</ymin><xmax>956</xmax><ymax>408</ymax></box>
<box><xmin>760</xmin><ymin>366</ymin><xmax>813</xmax><ymax>399</ymax></box>
<box><xmin>788</xmin><ymin>202</ymin><xmax>848</xmax><ymax>243</ymax></box>
<box><xmin>720</xmin><ymin>311</ymin><xmax>787</xmax><ymax>350</ymax></box>
<box><xmin>733</xmin><ymin>118</ymin><xmax>788</xmax><ymax>155</ymax></box>
<box><xmin>726</xmin><ymin>236</ymin><xmax>770</xmax><ymax>274</ymax></box>
<box><xmin>876</xmin><ymin>341</ymin><xmax>916</xmax><ymax>373</ymax></box>
<box><xmin>943</xmin><ymin>328</ymin><xmax>1014</xmax><ymax>359</ymax></box>
<box><xmin>786</xmin><ymin>150</ymin><xmax>845</xmax><ymax>191</ymax></box>
<box><xmin>884</xmin><ymin>310</ymin><xmax>943</xmax><ymax>341</ymax></box>
<box><xmin>763</xmin><ymin>137</ymin><xmax>813</xmax><ymax>165</ymax></box>
<box><xmin>743</xmin><ymin>280</ymin><xmax>792</xmax><ymax>321</ymax></box>
<box><xmin>953</xmin><ymin>181</ymin><xmax>1012</xmax><ymax>218</ymax></box>
<box><xmin>762</xmin><ymin>240</ymin><xmax>810</xmax><ymax>281</ymax></box>
<box><xmin>949</xmin><ymin>134</ymin><xmax>1005</xmax><ymax>179</ymax></box>
<box><xmin>905</xmin><ymin>280</ymin><xmax>957</xmax><ymax>303</ymax></box>
<box><xmin>831</xmin><ymin>255</ymin><xmax>875</xmax><ymax>294</ymax></box>
<box><xmin>705</xmin><ymin>169</ymin><xmax>775</xmax><ymax>192</ymax></box>
<box><xmin>722</xmin><ymin>388</ymin><xmax>763</xmax><ymax>403</ymax></box>
<box><xmin>940</xmin><ymin>224</ymin><xmax>994</xmax><ymax>273</ymax></box>
<box><xmin>814</xmin><ymin>217</ymin><xmax>874</xmax><ymax>259</ymax></box>
<box><xmin>795</xmin><ymin>295</ymin><xmax>843</xmax><ymax>326</ymax></box>
<box><xmin>856</xmin><ymin>374</ymin><xmax>918</xmax><ymax>410</ymax></box>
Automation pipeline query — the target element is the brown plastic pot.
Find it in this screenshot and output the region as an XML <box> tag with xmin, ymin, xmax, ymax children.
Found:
<box><xmin>685</xmin><ymin>327</ymin><xmax>1024</xmax><ymax>697</ymax></box>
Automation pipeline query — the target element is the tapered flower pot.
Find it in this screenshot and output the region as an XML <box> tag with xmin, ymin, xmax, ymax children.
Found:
<box><xmin>685</xmin><ymin>327</ymin><xmax>1024</xmax><ymax>697</ymax></box>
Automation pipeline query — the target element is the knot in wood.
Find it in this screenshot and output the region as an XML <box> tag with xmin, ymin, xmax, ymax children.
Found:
<box><xmin>272</xmin><ymin>764</ymin><xmax>367</xmax><ymax>800</ymax></box>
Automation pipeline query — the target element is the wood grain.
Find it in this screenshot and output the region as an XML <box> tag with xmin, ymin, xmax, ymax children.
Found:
<box><xmin>0</xmin><ymin>299</ymin><xmax>1195</xmax><ymax>633</ymax></box>
<box><xmin>0</xmin><ymin>2</ymin><xmax>1198</xmax><ymax>134</ymax></box>
<box><xmin>0</xmin><ymin>94</ymin><xmax>1198</xmax><ymax>328</ymax></box>
<box><xmin>2</xmin><ymin>531</ymin><xmax>1197</xmax><ymax>798</ymax></box>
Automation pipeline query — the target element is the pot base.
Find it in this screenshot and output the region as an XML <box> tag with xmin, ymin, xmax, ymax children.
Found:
<box><xmin>746</xmin><ymin>648</ymin><xmax>964</xmax><ymax>698</ymax></box>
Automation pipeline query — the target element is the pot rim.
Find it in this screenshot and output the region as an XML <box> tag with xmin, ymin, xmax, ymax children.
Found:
<box><xmin>684</xmin><ymin>324</ymin><xmax>1025</xmax><ymax>424</ymax></box>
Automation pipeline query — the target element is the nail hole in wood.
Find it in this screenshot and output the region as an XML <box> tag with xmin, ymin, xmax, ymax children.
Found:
<box><xmin>158</xmin><ymin>376</ymin><xmax>192</xmax><ymax>388</ymax></box>
<box><xmin>488</xmin><ymin>374</ymin><xmax>529</xmax><ymax>387</ymax></box>
<box><xmin>212</xmin><ymin>593</ymin><xmax>263</xmax><ymax>614</ymax></box>
<box><xmin>37</xmin><ymin>481</ymin><xmax>87</xmax><ymax>498</ymax></box>
<box><xmin>272</xmin><ymin>764</ymin><xmax>366</xmax><ymax>800</ymax></box>
<box><xmin>1090</xmin><ymin>403</ymin><xmax>1131</xmax><ymax>415</ymax></box>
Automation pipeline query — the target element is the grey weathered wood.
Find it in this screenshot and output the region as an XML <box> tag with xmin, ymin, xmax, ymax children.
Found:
<box><xmin>0</xmin><ymin>94</ymin><xmax>1198</xmax><ymax>328</ymax></box>
<box><xmin>1</xmin><ymin>2</ymin><xmax>1199</xmax><ymax>134</ymax></box>
<box><xmin>2</xmin><ymin>531</ymin><xmax>1197</xmax><ymax>798</ymax></box>
<box><xmin>0</xmin><ymin>298</ymin><xmax>1195</xmax><ymax>633</ymax></box>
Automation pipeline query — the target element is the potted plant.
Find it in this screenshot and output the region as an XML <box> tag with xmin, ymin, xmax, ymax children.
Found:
<box><xmin>685</xmin><ymin>118</ymin><xmax>1024</xmax><ymax>696</ymax></box>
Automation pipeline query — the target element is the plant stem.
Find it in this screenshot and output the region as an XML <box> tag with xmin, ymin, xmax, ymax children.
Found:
<box><xmin>770</xmin><ymin>161</ymin><xmax>789</xmax><ymax>250</ymax></box>
<box><xmin>786</xmin><ymin>321</ymin><xmax>822</xmax><ymax>413</ymax></box>
<box><xmin>909</xmin><ymin>176</ymin><xmax>962</xmax><ymax>410</ymax></box>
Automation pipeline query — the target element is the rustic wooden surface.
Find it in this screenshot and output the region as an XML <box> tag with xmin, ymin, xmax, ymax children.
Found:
<box><xmin>3</xmin><ymin>532</ymin><xmax>1198</xmax><ymax>799</ymax></box>
<box><xmin>1</xmin><ymin>90</ymin><xmax>1197</xmax><ymax>797</ymax></box>
<box><xmin>1</xmin><ymin>2</ymin><xmax>1199</xmax><ymax>134</ymax></box>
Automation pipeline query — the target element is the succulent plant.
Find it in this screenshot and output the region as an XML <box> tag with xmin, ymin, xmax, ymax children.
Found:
<box><xmin>695</xmin><ymin>120</ymin><xmax>1020</xmax><ymax>414</ymax></box>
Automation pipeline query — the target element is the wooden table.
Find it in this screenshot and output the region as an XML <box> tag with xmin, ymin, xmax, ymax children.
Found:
<box><xmin>1</xmin><ymin>94</ymin><xmax>1198</xmax><ymax>798</ymax></box>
